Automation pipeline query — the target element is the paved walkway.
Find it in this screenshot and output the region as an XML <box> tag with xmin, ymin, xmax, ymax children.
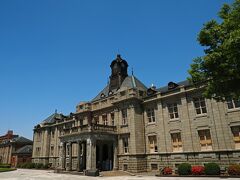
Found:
<box><xmin>0</xmin><ymin>169</ymin><xmax>238</xmax><ymax>180</ymax></box>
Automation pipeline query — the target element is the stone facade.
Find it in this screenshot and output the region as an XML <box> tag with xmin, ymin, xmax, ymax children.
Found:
<box><xmin>32</xmin><ymin>55</ymin><xmax>240</xmax><ymax>173</ymax></box>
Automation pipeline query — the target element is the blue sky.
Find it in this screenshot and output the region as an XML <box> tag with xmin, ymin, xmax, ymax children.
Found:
<box><xmin>0</xmin><ymin>0</ymin><xmax>233</xmax><ymax>139</ymax></box>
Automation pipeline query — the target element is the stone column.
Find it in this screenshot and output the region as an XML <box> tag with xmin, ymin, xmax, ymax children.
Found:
<box><xmin>86</xmin><ymin>137</ymin><xmax>96</xmax><ymax>170</ymax></box>
<box><xmin>82</xmin><ymin>142</ymin><xmax>86</xmax><ymax>170</ymax></box>
<box><xmin>113</xmin><ymin>141</ymin><xmax>118</xmax><ymax>170</ymax></box>
<box><xmin>77</xmin><ymin>141</ymin><xmax>81</xmax><ymax>172</ymax></box>
<box><xmin>69</xmin><ymin>142</ymin><xmax>72</xmax><ymax>171</ymax></box>
<box><xmin>60</xmin><ymin>142</ymin><xmax>66</xmax><ymax>170</ymax></box>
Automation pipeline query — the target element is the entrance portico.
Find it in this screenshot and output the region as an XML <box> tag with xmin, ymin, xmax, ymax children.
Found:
<box><xmin>59</xmin><ymin>133</ymin><xmax>117</xmax><ymax>172</ymax></box>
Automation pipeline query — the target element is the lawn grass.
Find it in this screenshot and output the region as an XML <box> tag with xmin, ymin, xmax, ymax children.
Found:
<box><xmin>0</xmin><ymin>168</ymin><xmax>16</xmax><ymax>173</ymax></box>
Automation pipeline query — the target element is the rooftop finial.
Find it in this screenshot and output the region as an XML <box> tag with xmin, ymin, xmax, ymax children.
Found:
<box><xmin>132</xmin><ymin>67</ymin><xmax>134</xmax><ymax>76</ymax></box>
<box><xmin>117</xmin><ymin>54</ymin><xmax>121</xmax><ymax>58</ymax></box>
<box><xmin>55</xmin><ymin>109</ymin><xmax>57</xmax><ymax>114</ymax></box>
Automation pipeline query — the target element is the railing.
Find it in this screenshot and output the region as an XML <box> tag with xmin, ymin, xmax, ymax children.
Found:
<box><xmin>92</xmin><ymin>124</ymin><xmax>117</xmax><ymax>132</ymax></box>
<box><xmin>62</xmin><ymin>124</ymin><xmax>116</xmax><ymax>136</ymax></box>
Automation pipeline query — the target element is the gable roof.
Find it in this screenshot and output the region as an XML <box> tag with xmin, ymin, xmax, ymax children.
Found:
<box><xmin>92</xmin><ymin>75</ymin><xmax>147</xmax><ymax>102</ymax></box>
<box><xmin>14</xmin><ymin>145</ymin><xmax>32</xmax><ymax>154</ymax></box>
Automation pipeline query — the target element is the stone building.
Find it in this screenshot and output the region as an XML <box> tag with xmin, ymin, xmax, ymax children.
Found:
<box><xmin>32</xmin><ymin>55</ymin><xmax>240</xmax><ymax>173</ymax></box>
<box><xmin>0</xmin><ymin>130</ymin><xmax>33</xmax><ymax>166</ymax></box>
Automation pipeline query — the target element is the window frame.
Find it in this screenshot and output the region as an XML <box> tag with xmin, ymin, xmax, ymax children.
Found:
<box><xmin>102</xmin><ymin>114</ymin><xmax>108</xmax><ymax>125</ymax></box>
<box><xmin>193</xmin><ymin>97</ymin><xmax>207</xmax><ymax>115</ymax></box>
<box><xmin>171</xmin><ymin>132</ymin><xmax>183</xmax><ymax>152</ymax></box>
<box><xmin>146</xmin><ymin>108</ymin><xmax>156</xmax><ymax>123</ymax></box>
<box><xmin>50</xmin><ymin>145</ymin><xmax>54</xmax><ymax>156</ymax></box>
<box><xmin>168</xmin><ymin>103</ymin><xmax>179</xmax><ymax>120</ymax></box>
<box><xmin>148</xmin><ymin>135</ymin><xmax>158</xmax><ymax>153</ymax></box>
<box><xmin>198</xmin><ymin>129</ymin><xmax>212</xmax><ymax>151</ymax></box>
<box><xmin>35</xmin><ymin>147</ymin><xmax>41</xmax><ymax>156</ymax></box>
<box><xmin>231</xmin><ymin>126</ymin><xmax>240</xmax><ymax>149</ymax></box>
<box><xmin>111</xmin><ymin>113</ymin><xmax>115</xmax><ymax>126</ymax></box>
<box><xmin>122</xmin><ymin>109</ymin><xmax>128</xmax><ymax>125</ymax></box>
<box><xmin>227</xmin><ymin>98</ymin><xmax>240</xmax><ymax>110</ymax></box>
<box><xmin>123</xmin><ymin>137</ymin><xmax>129</xmax><ymax>154</ymax></box>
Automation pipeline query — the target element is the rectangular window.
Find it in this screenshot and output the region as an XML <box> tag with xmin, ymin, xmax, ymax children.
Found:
<box><xmin>93</xmin><ymin>117</ymin><xmax>99</xmax><ymax>124</ymax></box>
<box><xmin>194</xmin><ymin>97</ymin><xmax>207</xmax><ymax>115</ymax></box>
<box><xmin>58</xmin><ymin>145</ymin><xmax>61</xmax><ymax>155</ymax></box>
<box><xmin>36</xmin><ymin>147</ymin><xmax>41</xmax><ymax>156</ymax></box>
<box><xmin>111</xmin><ymin>113</ymin><xmax>115</xmax><ymax>126</ymax></box>
<box><xmin>123</xmin><ymin>137</ymin><xmax>129</xmax><ymax>154</ymax></box>
<box><xmin>148</xmin><ymin>135</ymin><xmax>158</xmax><ymax>153</ymax></box>
<box><xmin>171</xmin><ymin>133</ymin><xmax>183</xmax><ymax>152</ymax></box>
<box><xmin>227</xmin><ymin>98</ymin><xmax>240</xmax><ymax>109</ymax></box>
<box><xmin>147</xmin><ymin>108</ymin><xmax>155</xmax><ymax>123</ymax></box>
<box><xmin>102</xmin><ymin>115</ymin><xmax>108</xmax><ymax>125</ymax></box>
<box><xmin>51</xmin><ymin>130</ymin><xmax>55</xmax><ymax>138</ymax></box>
<box><xmin>67</xmin><ymin>144</ymin><xmax>70</xmax><ymax>156</ymax></box>
<box><xmin>50</xmin><ymin>146</ymin><xmax>54</xmax><ymax>156</ymax></box>
<box><xmin>80</xmin><ymin>119</ymin><xmax>83</xmax><ymax>126</ymax></box>
<box><xmin>36</xmin><ymin>132</ymin><xmax>42</xmax><ymax>141</ymax></box>
<box><xmin>168</xmin><ymin>103</ymin><xmax>179</xmax><ymax>119</ymax></box>
<box><xmin>231</xmin><ymin>126</ymin><xmax>240</xmax><ymax>149</ymax></box>
<box><xmin>151</xmin><ymin>164</ymin><xmax>158</xmax><ymax>170</ymax></box>
<box><xmin>198</xmin><ymin>129</ymin><xmax>212</xmax><ymax>151</ymax></box>
<box><xmin>122</xmin><ymin>109</ymin><xmax>128</xmax><ymax>125</ymax></box>
<box><xmin>123</xmin><ymin>164</ymin><xmax>128</xmax><ymax>171</ymax></box>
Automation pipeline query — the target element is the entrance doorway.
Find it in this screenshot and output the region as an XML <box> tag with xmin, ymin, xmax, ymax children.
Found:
<box><xmin>96</xmin><ymin>141</ymin><xmax>113</xmax><ymax>171</ymax></box>
<box><xmin>79</xmin><ymin>141</ymin><xmax>86</xmax><ymax>171</ymax></box>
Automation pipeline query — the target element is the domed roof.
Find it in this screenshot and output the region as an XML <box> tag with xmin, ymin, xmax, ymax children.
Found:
<box><xmin>110</xmin><ymin>54</ymin><xmax>128</xmax><ymax>68</ymax></box>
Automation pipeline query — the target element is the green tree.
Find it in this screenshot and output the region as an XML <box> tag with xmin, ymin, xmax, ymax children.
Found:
<box><xmin>189</xmin><ymin>0</ymin><xmax>240</xmax><ymax>100</ymax></box>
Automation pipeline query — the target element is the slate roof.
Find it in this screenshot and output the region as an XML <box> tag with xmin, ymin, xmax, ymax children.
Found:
<box><xmin>11</xmin><ymin>136</ymin><xmax>32</xmax><ymax>144</ymax></box>
<box><xmin>0</xmin><ymin>136</ymin><xmax>32</xmax><ymax>147</ymax></box>
<box><xmin>157</xmin><ymin>80</ymin><xmax>191</xmax><ymax>93</ymax></box>
<box><xmin>92</xmin><ymin>75</ymin><xmax>147</xmax><ymax>102</ymax></box>
<box><xmin>41</xmin><ymin>112</ymin><xmax>64</xmax><ymax>124</ymax></box>
<box><xmin>14</xmin><ymin>145</ymin><xmax>32</xmax><ymax>154</ymax></box>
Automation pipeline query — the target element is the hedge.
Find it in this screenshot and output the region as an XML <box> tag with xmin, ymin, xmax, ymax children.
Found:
<box><xmin>0</xmin><ymin>164</ymin><xmax>11</xmax><ymax>168</ymax></box>
<box><xmin>204</xmin><ymin>163</ymin><xmax>220</xmax><ymax>175</ymax></box>
<box><xmin>178</xmin><ymin>163</ymin><xmax>191</xmax><ymax>175</ymax></box>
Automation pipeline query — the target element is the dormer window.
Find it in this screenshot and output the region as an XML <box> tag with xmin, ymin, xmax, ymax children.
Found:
<box><xmin>147</xmin><ymin>86</ymin><xmax>157</xmax><ymax>96</ymax></box>
<box><xmin>100</xmin><ymin>93</ymin><xmax>106</xmax><ymax>98</ymax></box>
<box><xmin>108</xmin><ymin>90</ymin><xmax>113</xmax><ymax>95</ymax></box>
<box><xmin>168</xmin><ymin>82</ymin><xmax>179</xmax><ymax>90</ymax></box>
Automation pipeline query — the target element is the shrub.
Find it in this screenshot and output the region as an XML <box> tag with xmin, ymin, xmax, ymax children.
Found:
<box><xmin>43</xmin><ymin>163</ymin><xmax>50</xmax><ymax>169</ymax></box>
<box><xmin>228</xmin><ymin>164</ymin><xmax>240</xmax><ymax>176</ymax></box>
<box><xmin>21</xmin><ymin>163</ymin><xmax>28</xmax><ymax>168</ymax></box>
<box><xmin>191</xmin><ymin>165</ymin><xmax>205</xmax><ymax>175</ymax></box>
<box><xmin>0</xmin><ymin>164</ymin><xmax>11</xmax><ymax>168</ymax></box>
<box><xmin>204</xmin><ymin>163</ymin><xmax>220</xmax><ymax>175</ymax></box>
<box><xmin>35</xmin><ymin>163</ymin><xmax>43</xmax><ymax>169</ymax></box>
<box><xmin>162</xmin><ymin>167</ymin><xmax>172</xmax><ymax>175</ymax></box>
<box><xmin>178</xmin><ymin>163</ymin><xmax>191</xmax><ymax>175</ymax></box>
<box><xmin>16</xmin><ymin>163</ymin><xmax>22</xmax><ymax>168</ymax></box>
<box><xmin>25</xmin><ymin>163</ymin><xmax>35</xmax><ymax>169</ymax></box>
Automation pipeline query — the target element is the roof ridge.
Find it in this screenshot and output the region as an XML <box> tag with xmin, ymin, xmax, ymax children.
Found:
<box><xmin>131</xmin><ymin>75</ymin><xmax>137</xmax><ymax>88</ymax></box>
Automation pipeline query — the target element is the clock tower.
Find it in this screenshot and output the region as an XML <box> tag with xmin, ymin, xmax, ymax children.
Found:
<box><xmin>109</xmin><ymin>54</ymin><xmax>128</xmax><ymax>91</ymax></box>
